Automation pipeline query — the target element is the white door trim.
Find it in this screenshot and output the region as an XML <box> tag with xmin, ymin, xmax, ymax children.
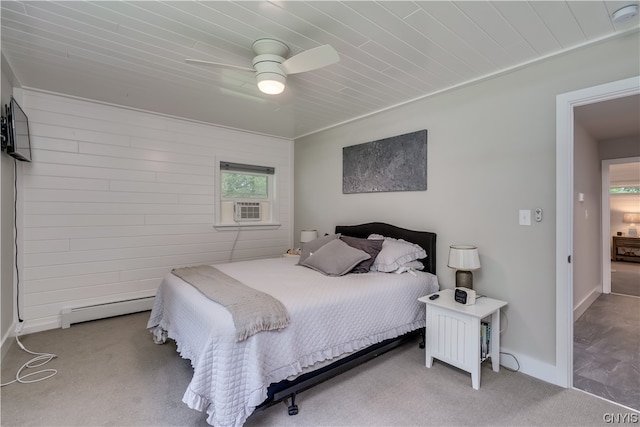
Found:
<box><xmin>556</xmin><ymin>76</ymin><xmax>640</xmax><ymax>388</ymax></box>
<box><xmin>602</xmin><ymin>160</ymin><xmax>611</xmax><ymax>295</ymax></box>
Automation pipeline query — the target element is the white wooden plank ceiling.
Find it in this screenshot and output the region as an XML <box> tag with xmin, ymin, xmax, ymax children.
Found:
<box><xmin>1</xmin><ymin>1</ymin><xmax>639</xmax><ymax>139</ymax></box>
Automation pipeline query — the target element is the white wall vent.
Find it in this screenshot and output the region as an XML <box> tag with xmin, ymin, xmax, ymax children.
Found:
<box><xmin>234</xmin><ymin>201</ymin><xmax>262</xmax><ymax>221</ymax></box>
<box><xmin>61</xmin><ymin>296</ymin><xmax>154</xmax><ymax>328</ymax></box>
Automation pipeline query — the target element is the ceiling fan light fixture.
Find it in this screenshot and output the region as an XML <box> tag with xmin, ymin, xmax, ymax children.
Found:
<box><xmin>256</xmin><ymin>73</ymin><xmax>286</xmax><ymax>95</ymax></box>
<box><xmin>186</xmin><ymin>38</ymin><xmax>339</xmax><ymax>96</ymax></box>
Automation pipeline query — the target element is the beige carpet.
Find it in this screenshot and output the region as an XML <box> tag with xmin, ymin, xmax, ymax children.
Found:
<box><xmin>1</xmin><ymin>312</ymin><xmax>634</xmax><ymax>426</ymax></box>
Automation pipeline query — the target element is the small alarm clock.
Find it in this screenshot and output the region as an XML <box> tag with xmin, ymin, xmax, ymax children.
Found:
<box><xmin>454</xmin><ymin>287</ymin><xmax>476</xmax><ymax>305</ymax></box>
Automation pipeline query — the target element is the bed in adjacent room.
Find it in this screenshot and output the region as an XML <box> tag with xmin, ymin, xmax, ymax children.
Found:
<box><xmin>147</xmin><ymin>222</ymin><xmax>438</xmax><ymax>427</ymax></box>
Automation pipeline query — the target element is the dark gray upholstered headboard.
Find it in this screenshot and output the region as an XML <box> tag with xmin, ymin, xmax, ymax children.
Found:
<box><xmin>335</xmin><ymin>222</ymin><xmax>436</xmax><ymax>275</ymax></box>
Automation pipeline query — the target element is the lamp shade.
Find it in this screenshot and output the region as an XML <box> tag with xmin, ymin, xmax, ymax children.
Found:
<box><xmin>300</xmin><ymin>230</ymin><xmax>318</xmax><ymax>244</ymax></box>
<box><xmin>447</xmin><ymin>245</ymin><xmax>481</xmax><ymax>270</ymax></box>
<box><xmin>623</xmin><ymin>213</ymin><xmax>640</xmax><ymax>223</ymax></box>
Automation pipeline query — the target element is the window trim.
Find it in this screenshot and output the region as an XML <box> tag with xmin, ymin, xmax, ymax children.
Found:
<box><xmin>220</xmin><ymin>161</ymin><xmax>275</xmax><ymax>175</ymax></box>
<box><xmin>214</xmin><ymin>159</ymin><xmax>280</xmax><ymax>229</ymax></box>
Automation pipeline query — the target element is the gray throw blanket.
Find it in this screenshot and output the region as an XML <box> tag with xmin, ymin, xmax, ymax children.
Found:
<box><xmin>172</xmin><ymin>265</ymin><xmax>290</xmax><ymax>342</ymax></box>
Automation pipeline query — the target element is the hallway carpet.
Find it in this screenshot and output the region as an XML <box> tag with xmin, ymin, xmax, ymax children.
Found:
<box><xmin>574</xmin><ymin>293</ymin><xmax>640</xmax><ymax>411</ymax></box>
<box><xmin>611</xmin><ymin>261</ymin><xmax>640</xmax><ymax>297</ymax></box>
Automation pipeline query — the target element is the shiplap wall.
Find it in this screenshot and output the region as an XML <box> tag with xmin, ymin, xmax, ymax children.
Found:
<box><xmin>19</xmin><ymin>90</ymin><xmax>293</xmax><ymax>333</ymax></box>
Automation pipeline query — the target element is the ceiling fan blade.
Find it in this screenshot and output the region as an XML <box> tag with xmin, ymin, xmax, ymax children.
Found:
<box><xmin>281</xmin><ymin>45</ymin><xmax>339</xmax><ymax>74</ymax></box>
<box><xmin>185</xmin><ymin>59</ymin><xmax>254</xmax><ymax>73</ymax></box>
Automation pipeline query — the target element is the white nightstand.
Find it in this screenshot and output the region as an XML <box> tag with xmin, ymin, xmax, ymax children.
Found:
<box><xmin>418</xmin><ymin>289</ymin><xmax>507</xmax><ymax>390</ymax></box>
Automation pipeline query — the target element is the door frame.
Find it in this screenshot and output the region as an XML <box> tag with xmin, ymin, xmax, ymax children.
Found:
<box><xmin>602</xmin><ymin>156</ymin><xmax>640</xmax><ymax>295</ymax></box>
<box><xmin>555</xmin><ymin>76</ymin><xmax>640</xmax><ymax>388</ymax></box>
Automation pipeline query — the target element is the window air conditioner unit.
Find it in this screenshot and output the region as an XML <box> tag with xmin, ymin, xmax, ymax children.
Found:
<box><xmin>234</xmin><ymin>201</ymin><xmax>261</xmax><ymax>221</ymax></box>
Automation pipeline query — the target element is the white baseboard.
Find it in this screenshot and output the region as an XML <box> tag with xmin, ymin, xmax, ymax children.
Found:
<box><xmin>19</xmin><ymin>316</ymin><xmax>62</xmax><ymax>335</ymax></box>
<box><xmin>16</xmin><ymin>296</ymin><xmax>156</xmax><ymax>336</ymax></box>
<box><xmin>574</xmin><ymin>289</ymin><xmax>601</xmax><ymax>321</ymax></box>
<box><xmin>61</xmin><ymin>296</ymin><xmax>155</xmax><ymax>329</ymax></box>
<box><xmin>499</xmin><ymin>346</ymin><xmax>559</xmax><ymax>386</ymax></box>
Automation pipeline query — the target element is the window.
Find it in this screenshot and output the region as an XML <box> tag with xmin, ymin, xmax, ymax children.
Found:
<box><xmin>221</xmin><ymin>170</ymin><xmax>268</xmax><ymax>199</ymax></box>
<box><xmin>216</xmin><ymin>161</ymin><xmax>278</xmax><ymax>227</ymax></box>
<box><xmin>610</xmin><ymin>186</ymin><xmax>640</xmax><ymax>194</ymax></box>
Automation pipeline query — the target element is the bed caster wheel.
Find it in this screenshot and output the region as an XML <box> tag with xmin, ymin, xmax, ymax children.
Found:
<box><xmin>288</xmin><ymin>404</ymin><xmax>299</xmax><ymax>416</ymax></box>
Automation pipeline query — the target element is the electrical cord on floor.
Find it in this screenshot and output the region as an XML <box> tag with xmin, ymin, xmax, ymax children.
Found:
<box><xmin>496</xmin><ymin>310</ymin><xmax>520</xmax><ymax>372</ymax></box>
<box><xmin>499</xmin><ymin>351</ymin><xmax>521</xmax><ymax>372</ymax></box>
<box><xmin>1</xmin><ymin>154</ymin><xmax>58</xmax><ymax>387</ymax></box>
<box><xmin>0</xmin><ymin>333</ymin><xmax>58</xmax><ymax>387</ymax></box>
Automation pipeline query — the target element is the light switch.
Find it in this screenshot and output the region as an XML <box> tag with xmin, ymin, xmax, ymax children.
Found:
<box><xmin>519</xmin><ymin>209</ymin><xmax>532</xmax><ymax>226</ymax></box>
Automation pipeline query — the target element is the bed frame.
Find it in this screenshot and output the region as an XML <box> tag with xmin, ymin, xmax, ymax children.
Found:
<box><xmin>335</xmin><ymin>222</ymin><xmax>436</xmax><ymax>275</ymax></box>
<box><xmin>255</xmin><ymin>222</ymin><xmax>437</xmax><ymax>416</ymax></box>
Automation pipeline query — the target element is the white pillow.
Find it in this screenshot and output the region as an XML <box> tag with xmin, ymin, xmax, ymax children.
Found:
<box><xmin>392</xmin><ymin>260</ymin><xmax>425</xmax><ymax>274</ymax></box>
<box><xmin>368</xmin><ymin>234</ymin><xmax>427</xmax><ymax>273</ymax></box>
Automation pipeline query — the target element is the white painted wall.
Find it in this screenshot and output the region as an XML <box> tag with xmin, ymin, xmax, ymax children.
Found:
<box><xmin>294</xmin><ymin>32</ymin><xmax>640</xmax><ymax>383</ymax></box>
<box><xmin>16</xmin><ymin>90</ymin><xmax>293</xmax><ymax>334</ymax></box>
<box><xmin>572</xmin><ymin>122</ymin><xmax>602</xmax><ymax>319</ymax></box>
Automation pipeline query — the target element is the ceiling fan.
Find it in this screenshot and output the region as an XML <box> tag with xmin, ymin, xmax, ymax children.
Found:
<box><xmin>186</xmin><ymin>38</ymin><xmax>339</xmax><ymax>95</ymax></box>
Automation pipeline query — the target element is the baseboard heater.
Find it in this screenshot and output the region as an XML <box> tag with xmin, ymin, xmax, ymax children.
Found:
<box><xmin>61</xmin><ymin>296</ymin><xmax>155</xmax><ymax>329</ymax></box>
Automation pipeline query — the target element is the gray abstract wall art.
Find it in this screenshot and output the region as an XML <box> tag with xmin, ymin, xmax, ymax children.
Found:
<box><xmin>342</xmin><ymin>130</ymin><xmax>427</xmax><ymax>194</ymax></box>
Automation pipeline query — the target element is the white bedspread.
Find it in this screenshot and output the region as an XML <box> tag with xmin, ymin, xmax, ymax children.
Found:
<box><xmin>147</xmin><ymin>255</ymin><xmax>439</xmax><ymax>426</ymax></box>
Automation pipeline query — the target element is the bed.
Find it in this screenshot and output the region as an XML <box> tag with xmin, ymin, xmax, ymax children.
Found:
<box><xmin>147</xmin><ymin>222</ymin><xmax>438</xmax><ymax>426</ymax></box>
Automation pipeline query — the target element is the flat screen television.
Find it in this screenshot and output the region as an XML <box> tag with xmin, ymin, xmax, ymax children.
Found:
<box><xmin>2</xmin><ymin>97</ymin><xmax>32</xmax><ymax>162</ymax></box>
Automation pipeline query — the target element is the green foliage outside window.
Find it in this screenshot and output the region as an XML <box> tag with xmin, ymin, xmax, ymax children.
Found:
<box><xmin>221</xmin><ymin>171</ymin><xmax>268</xmax><ymax>199</ymax></box>
<box><xmin>610</xmin><ymin>186</ymin><xmax>640</xmax><ymax>194</ymax></box>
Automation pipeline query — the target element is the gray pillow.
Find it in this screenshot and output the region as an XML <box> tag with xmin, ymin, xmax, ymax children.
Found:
<box><xmin>298</xmin><ymin>233</ymin><xmax>340</xmax><ymax>264</ymax></box>
<box><xmin>300</xmin><ymin>238</ymin><xmax>371</xmax><ymax>276</ymax></box>
<box><xmin>340</xmin><ymin>236</ymin><xmax>383</xmax><ymax>273</ymax></box>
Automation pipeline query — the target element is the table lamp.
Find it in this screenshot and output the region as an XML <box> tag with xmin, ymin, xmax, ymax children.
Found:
<box><xmin>623</xmin><ymin>213</ymin><xmax>639</xmax><ymax>237</ymax></box>
<box><xmin>448</xmin><ymin>245</ymin><xmax>481</xmax><ymax>289</ymax></box>
<box><xmin>300</xmin><ymin>230</ymin><xmax>318</xmax><ymax>247</ymax></box>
